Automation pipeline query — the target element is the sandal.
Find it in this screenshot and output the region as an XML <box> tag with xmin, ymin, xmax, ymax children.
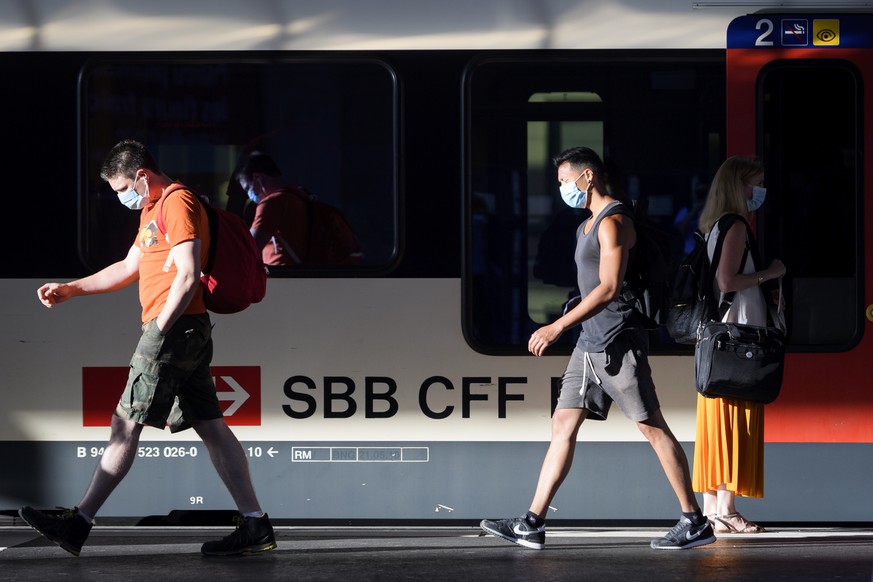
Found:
<box><xmin>713</xmin><ymin>512</ymin><xmax>766</xmax><ymax>533</ymax></box>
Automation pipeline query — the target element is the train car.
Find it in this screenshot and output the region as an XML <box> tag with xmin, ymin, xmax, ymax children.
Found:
<box><xmin>1</xmin><ymin>1</ymin><xmax>871</xmax><ymax>524</ymax></box>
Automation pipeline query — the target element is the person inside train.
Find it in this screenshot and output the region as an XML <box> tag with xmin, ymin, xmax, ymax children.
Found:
<box><xmin>480</xmin><ymin>146</ymin><xmax>716</xmax><ymax>551</ymax></box>
<box><xmin>692</xmin><ymin>155</ymin><xmax>786</xmax><ymax>533</ymax></box>
<box><xmin>235</xmin><ymin>151</ymin><xmax>362</xmax><ymax>267</ymax></box>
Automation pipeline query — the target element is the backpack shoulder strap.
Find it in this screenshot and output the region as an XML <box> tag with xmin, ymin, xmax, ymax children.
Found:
<box><xmin>155</xmin><ymin>184</ymin><xmax>190</xmax><ymax>235</ymax></box>
<box><xmin>709</xmin><ymin>213</ymin><xmax>750</xmax><ymax>318</ymax></box>
<box><xmin>599</xmin><ymin>201</ymin><xmax>632</xmax><ymax>220</ymax></box>
<box><xmin>596</xmin><ymin>202</ymin><xmax>635</xmax><ymax>246</ymax></box>
<box><xmin>709</xmin><ymin>214</ymin><xmax>743</xmax><ymax>274</ymax></box>
<box><xmin>155</xmin><ymin>184</ymin><xmax>217</xmax><ymax>271</ymax></box>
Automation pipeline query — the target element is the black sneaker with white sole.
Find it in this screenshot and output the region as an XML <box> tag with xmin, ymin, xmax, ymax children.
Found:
<box><xmin>480</xmin><ymin>516</ymin><xmax>545</xmax><ymax>550</ymax></box>
<box><xmin>650</xmin><ymin>515</ymin><xmax>716</xmax><ymax>550</ymax></box>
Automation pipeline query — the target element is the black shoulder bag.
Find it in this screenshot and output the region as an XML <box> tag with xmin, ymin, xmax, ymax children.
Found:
<box><xmin>694</xmin><ymin>216</ymin><xmax>785</xmax><ymax>404</ymax></box>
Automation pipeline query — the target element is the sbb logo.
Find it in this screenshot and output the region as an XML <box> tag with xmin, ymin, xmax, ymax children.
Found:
<box><xmin>82</xmin><ymin>366</ymin><xmax>261</xmax><ymax>427</ymax></box>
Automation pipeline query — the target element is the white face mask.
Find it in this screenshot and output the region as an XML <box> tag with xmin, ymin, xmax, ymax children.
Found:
<box><xmin>747</xmin><ymin>185</ymin><xmax>766</xmax><ymax>212</ymax></box>
<box><xmin>117</xmin><ymin>175</ymin><xmax>148</xmax><ymax>210</ymax></box>
<box><xmin>559</xmin><ymin>172</ymin><xmax>590</xmax><ymax>208</ymax></box>
<box><xmin>246</xmin><ymin>186</ymin><xmax>260</xmax><ymax>204</ymax></box>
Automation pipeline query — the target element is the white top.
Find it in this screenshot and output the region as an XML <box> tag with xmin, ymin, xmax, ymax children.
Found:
<box><xmin>707</xmin><ymin>218</ymin><xmax>766</xmax><ymax>327</ymax></box>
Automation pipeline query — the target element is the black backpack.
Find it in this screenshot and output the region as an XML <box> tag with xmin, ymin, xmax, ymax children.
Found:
<box><xmin>601</xmin><ymin>203</ymin><xmax>671</xmax><ymax>330</ymax></box>
<box><xmin>665</xmin><ymin>214</ymin><xmax>746</xmax><ymax>343</ymax></box>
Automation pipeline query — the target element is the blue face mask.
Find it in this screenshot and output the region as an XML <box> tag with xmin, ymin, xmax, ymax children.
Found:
<box><xmin>747</xmin><ymin>186</ymin><xmax>766</xmax><ymax>212</ymax></box>
<box><xmin>246</xmin><ymin>186</ymin><xmax>260</xmax><ymax>204</ymax></box>
<box><xmin>117</xmin><ymin>175</ymin><xmax>148</xmax><ymax>210</ymax></box>
<box><xmin>559</xmin><ymin>172</ymin><xmax>589</xmax><ymax>208</ymax></box>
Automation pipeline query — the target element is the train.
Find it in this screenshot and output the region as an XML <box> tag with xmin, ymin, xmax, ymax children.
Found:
<box><xmin>1</xmin><ymin>1</ymin><xmax>871</xmax><ymax>523</ymax></box>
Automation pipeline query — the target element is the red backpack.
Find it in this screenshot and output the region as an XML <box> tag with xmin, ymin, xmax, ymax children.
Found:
<box><xmin>158</xmin><ymin>185</ymin><xmax>267</xmax><ymax>314</ymax></box>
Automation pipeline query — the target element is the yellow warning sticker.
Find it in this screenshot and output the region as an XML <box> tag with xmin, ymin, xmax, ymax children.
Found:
<box><xmin>813</xmin><ymin>20</ymin><xmax>839</xmax><ymax>46</ymax></box>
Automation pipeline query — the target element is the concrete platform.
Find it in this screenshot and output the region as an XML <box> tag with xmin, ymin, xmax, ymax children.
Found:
<box><xmin>2</xmin><ymin>524</ymin><xmax>872</xmax><ymax>581</ymax></box>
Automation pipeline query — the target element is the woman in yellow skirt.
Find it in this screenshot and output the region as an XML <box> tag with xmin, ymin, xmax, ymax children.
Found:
<box><xmin>692</xmin><ymin>156</ymin><xmax>786</xmax><ymax>533</ymax></box>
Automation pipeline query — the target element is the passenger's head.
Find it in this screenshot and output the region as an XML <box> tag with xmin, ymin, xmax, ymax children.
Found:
<box><xmin>699</xmin><ymin>155</ymin><xmax>764</xmax><ymax>233</ymax></box>
<box><xmin>235</xmin><ymin>151</ymin><xmax>283</xmax><ymax>204</ymax></box>
<box><xmin>552</xmin><ymin>146</ymin><xmax>605</xmax><ymax>209</ymax></box>
<box><xmin>100</xmin><ymin>140</ymin><xmax>162</xmax><ymax>210</ymax></box>
<box><xmin>99</xmin><ymin>140</ymin><xmax>159</xmax><ymax>182</ymax></box>
<box><xmin>552</xmin><ymin>146</ymin><xmax>605</xmax><ymax>180</ymax></box>
<box><xmin>236</xmin><ymin>152</ymin><xmax>282</xmax><ymax>189</ymax></box>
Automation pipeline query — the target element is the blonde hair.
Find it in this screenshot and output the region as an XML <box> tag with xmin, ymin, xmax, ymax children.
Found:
<box><xmin>698</xmin><ymin>155</ymin><xmax>764</xmax><ymax>234</ymax></box>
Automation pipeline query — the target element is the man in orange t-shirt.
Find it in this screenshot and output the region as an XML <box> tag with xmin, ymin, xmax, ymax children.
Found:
<box><xmin>21</xmin><ymin>140</ymin><xmax>275</xmax><ymax>558</ymax></box>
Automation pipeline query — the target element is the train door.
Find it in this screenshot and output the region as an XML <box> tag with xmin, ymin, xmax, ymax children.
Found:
<box><xmin>726</xmin><ymin>13</ymin><xmax>873</xmax><ymax>442</ymax></box>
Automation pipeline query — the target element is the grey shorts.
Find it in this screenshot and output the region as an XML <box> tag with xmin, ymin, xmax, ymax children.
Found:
<box><xmin>556</xmin><ymin>329</ymin><xmax>660</xmax><ymax>422</ymax></box>
<box><xmin>116</xmin><ymin>314</ymin><xmax>223</xmax><ymax>432</ymax></box>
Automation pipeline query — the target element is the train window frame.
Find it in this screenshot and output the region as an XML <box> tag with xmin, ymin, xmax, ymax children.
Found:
<box><xmin>757</xmin><ymin>59</ymin><xmax>864</xmax><ymax>352</ymax></box>
<box><xmin>77</xmin><ymin>55</ymin><xmax>400</xmax><ymax>277</ymax></box>
<box><xmin>462</xmin><ymin>51</ymin><xmax>726</xmax><ymax>356</ymax></box>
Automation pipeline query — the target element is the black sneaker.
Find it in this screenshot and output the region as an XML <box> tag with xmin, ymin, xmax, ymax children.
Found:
<box><xmin>201</xmin><ymin>513</ymin><xmax>277</xmax><ymax>556</ymax></box>
<box><xmin>480</xmin><ymin>516</ymin><xmax>545</xmax><ymax>550</ymax></box>
<box><xmin>650</xmin><ymin>515</ymin><xmax>716</xmax><ymax>550</ymax></box>
<box><xmin>18</xmin><ymin>506</ymin><xmax>93</xmax><ymax>557</ymax></box>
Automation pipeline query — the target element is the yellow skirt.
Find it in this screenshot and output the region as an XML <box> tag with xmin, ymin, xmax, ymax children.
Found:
<box><xmin>692</xmin><ymin>393</ymin><xmax>764</xmax><ymax>498</ymax></box>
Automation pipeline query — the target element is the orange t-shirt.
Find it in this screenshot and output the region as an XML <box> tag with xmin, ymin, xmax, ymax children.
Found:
<box><xmin>134</xmin><ymin>185</ymin><xmax>210</xmax><ymax>323</ymax></box>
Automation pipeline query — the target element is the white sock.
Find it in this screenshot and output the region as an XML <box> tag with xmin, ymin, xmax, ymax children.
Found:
<box><xmin>242</xmin><ymin>511</ymin><xmax>265</xmax><ymax>519</ymax></box>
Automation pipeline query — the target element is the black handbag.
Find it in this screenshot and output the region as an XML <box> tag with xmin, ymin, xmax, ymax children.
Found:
<box><xmin>694</xmin><ymin>320</ymin><xmax>785</xmax><ymax>404</ymax></box>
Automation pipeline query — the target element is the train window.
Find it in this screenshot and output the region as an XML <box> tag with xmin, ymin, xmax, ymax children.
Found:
<box><xmin>758</xmin><ymin>62</ymin><xmax>862</xmax><ymax>350</ymax></box>
<box><xmin>465</xmin><ymin>55</ymin><xmax>725</xmax><ymax>355</ymax></box>
<box><xmin>526</xmin><ymin>118</ymin><xmax>603</xmax><ymax>324</ymax></box>
<box><xmin>525</xmin><ymin>90</ymin><xmax>606</xmax><ymax>323</ymax></box>
<box><xmin>79</xmin><ymin>58</ymin><xmax>398</xmax><ymax>274</ymax></box>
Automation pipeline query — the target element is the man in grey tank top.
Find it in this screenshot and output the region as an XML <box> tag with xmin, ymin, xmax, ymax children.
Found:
<box><xmin>481</xmin><ymin>147</ymin><xmax>715</xmax><ymax>551</ymax></box>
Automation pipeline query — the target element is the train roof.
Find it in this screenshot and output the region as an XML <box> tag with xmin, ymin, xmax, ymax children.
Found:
<box><xmin>0</xmin><ymin>0</ymin><xmax>803</xmax><ymax>52</ymax></box>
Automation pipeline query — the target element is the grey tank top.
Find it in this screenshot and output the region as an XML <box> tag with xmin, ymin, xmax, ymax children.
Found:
<box><xmin>574</xmin><ymin>201</ymin><xmax>637</xmax><ymax>352</ymax></box>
